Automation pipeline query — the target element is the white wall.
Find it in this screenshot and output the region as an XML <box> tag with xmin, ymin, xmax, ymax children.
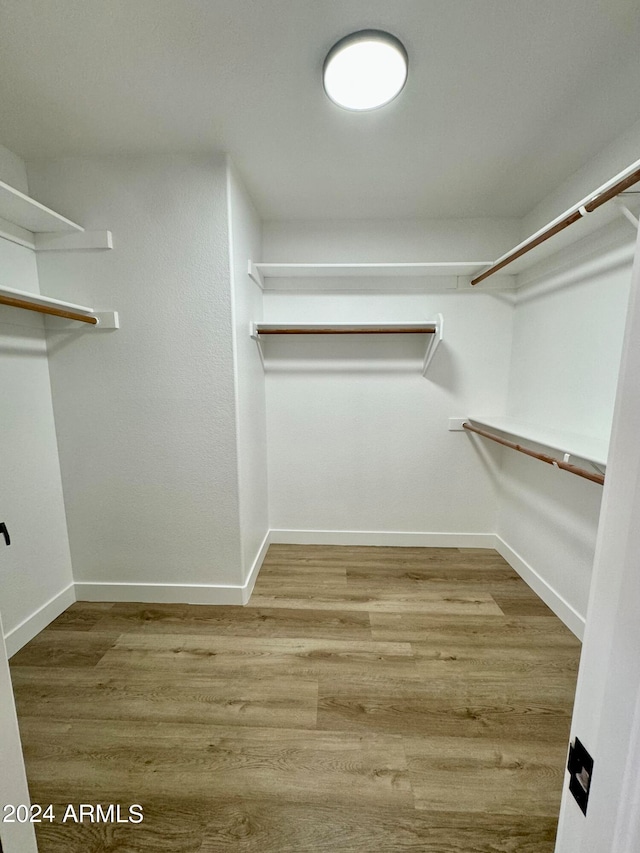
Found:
<box><xmin>523</xmin><ymin>117</ymin><xmax>640</xmax><ymax>236</ymax></box>
<box><xmin>497</xmin><ymin>197</ymin><xmax>636</xmax><ymax>636</ymax></box>
<box><xmin>227</xmin><ymin>161</ymin><xmax>269</xmax><ymax>592</ymax></box>
<box><xmin>0</xmin><ymin>143</ymin><xmax>74</xmax><ymax>653</ymax></box>
<box><xmin>265</xmin><ymin>291</ymin><xmax>512</xmax><ymax>542</ymax></box>
<box><xmin>261</xmin><ymin>218</ymin><xmax>518</xmax><ymax>543</ymax></box>
<box><xmin>264</xmin><ymin>218</ymin><xmax>520</xmax><ymax>263</ymax></box>
<box><xmin>27</xmin><ymin>154</ymin><xmax>245</xmax><ymax>597</ymax></box>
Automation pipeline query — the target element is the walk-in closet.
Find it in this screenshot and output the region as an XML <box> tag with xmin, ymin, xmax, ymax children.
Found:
<box><xmin>1</xmin><ymin>3</ymin><xmax>640</xmax><ymax>852</ymax></box>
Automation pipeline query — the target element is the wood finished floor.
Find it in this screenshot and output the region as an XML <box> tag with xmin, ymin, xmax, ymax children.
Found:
<box><xmin>9</xmin><ymin>545</ymin><xmax>581</xmax><ymax>852</ymax></box>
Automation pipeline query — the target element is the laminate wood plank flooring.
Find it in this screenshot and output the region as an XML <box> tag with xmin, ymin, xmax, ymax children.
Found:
<box><xmin>9</xmin><ymin>544</ymin><xmax>581</xmax><ymax>852</ymax></box>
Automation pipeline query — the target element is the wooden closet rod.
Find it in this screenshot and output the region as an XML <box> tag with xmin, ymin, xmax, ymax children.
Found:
<box><xmin>0</xmin><ymin>294</ymin><xmax>98</xmax><ymax>324</ymax></box>
<box><xmin>463</xmin><ymin>422</ymin><xmax>605</xmax><ymax>485</ymax></box>
<box><xmin>256</xmin><ymin>325</ymin><xmax>435</xmax><ymax>335</ymax></box>
<box><xmin>471</xmin><ymin>164</ymin><xmax>640</xmax><ymax>286</ymax></box>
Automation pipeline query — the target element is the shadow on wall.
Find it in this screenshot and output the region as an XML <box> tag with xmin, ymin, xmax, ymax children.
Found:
<box><xmin>516</xmin><ymin>226</ymin><xmax>635</xmax><ymax>306</ymax></box>
<box><xmin>260</xmin><ymin>335</ymin><xmax>461</xmax><ymax>389</ymax></box>
<box><xmin>424</xmin><ymin>341</ymin><xmax>459</xmax><ymax>392</ymax></box>
<box><xmin>498</xmin><ymin>451</ymin><xmax>604</xmax><ymax>557</ymax></box>
<box><xmin>465</xmin><ymin>431</ymin><xmax>505</xmax><ymax>492</ymax></box>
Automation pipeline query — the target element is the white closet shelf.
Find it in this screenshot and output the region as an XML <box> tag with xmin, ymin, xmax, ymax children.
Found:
<box><xmin>463</xmin><ymin>416</ymin><xmax>608</xmax><ymax>467</ymax></box>
<box><xmin>0</xmin><ymin>285</ymin><xmax>118</xmax><ymax>329</ymax></box>
<box><xmin>248</xmin><ymin>261</ymin><xmax>489</xmax><ymax>289</ymax></box>
<box><xmin>251</xmin><ymin>316</ymin><xmax>444</xmax><ymax>377</ymax></box>
<box><xmin>0</xmin><ymin>180</ymin><xmax>83</xmax><ymax>233</ymax></box>
<box><xmin>252</xmin><ymin>322</ymin><xmax>437</xmax><ymax>334</ymax></box>
<box><xmin>0</xmin><ymin>180</ymin><xmax>112</xmax><ymax>252</ymax></box>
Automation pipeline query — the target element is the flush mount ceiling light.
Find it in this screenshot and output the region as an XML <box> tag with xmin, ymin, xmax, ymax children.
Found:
<box><xmin>323</xmin><ymin>30</ymin><xmax>408</xmax><ymax>111</ymax></box>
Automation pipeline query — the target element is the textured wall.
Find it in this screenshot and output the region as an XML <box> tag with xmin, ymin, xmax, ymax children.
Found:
<box><xmin>0</xmin><ymin>143</ymin><xmax>73</xmax><ymax>644</ymax></box>
<box><xmin>27</xmin><ymin>154</ymin><xmax>243</xmax><ymax>587</ymax></box>
<box><xmin>497</xmin><ymin>202</ymin><xmax>635</xmax><ymax>632</ymax></box>
<box><xmin>263</xmin><ymin>296</ymin><xmax>512</xmax><ymax>538</ymax></box>
<box><xmin>261</xmin><ymin>218</ymin><xmax>516</xmax><ymax>540</ymax></box>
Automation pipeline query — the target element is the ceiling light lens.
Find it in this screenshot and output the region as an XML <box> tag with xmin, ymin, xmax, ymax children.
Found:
<box><xmin>323</xmin><ymin>31</ymin><xmax>408</xmax><ymax>111</ymax></box>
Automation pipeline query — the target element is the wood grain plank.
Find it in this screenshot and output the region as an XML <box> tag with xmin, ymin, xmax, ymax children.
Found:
<box><xmin>19</xmin><ymin>717</ymin><xmax>411</xmax><ymax>808</ymax></box>
<box><xmin>491</xmin><ymin>593</ymin><xmax>560</xmax><ymax>617</ymax></box>
<box><xmin>11</xmin><ymin>667</ymin><xmax>318</xmax><ymax>730</ymax></box>
<box><xmin>32</xmin><ymin>801</ymin><xmax>205</xmax><ymax>853</ymax></box>
<box><xmin>247</xmin><ymin>590</ymin><xmax>504</xmax><ymax>615</ymax></box>
<box><xmin>403</xmin><ymin>735</ymin><xmax>566</xmax><ymax>816</ymax></box>
<box><xmin>9</xmin><ymin>631</ymin><xmax>119</xmax><ymax>668</ymax></box>
<box><xmin>10</xmin><ymin>544</ymin><xmax>579</xmax><ymax>853</ymax></box>
<box><xmin>95</xmin><ymin>634</ymin><xmax>415</xmax><ymax>679</ymax></box>
<box><xmin>410</xmin><ymin>641</ymin><xmax>580</xmax><ymax>677</ymax></box>
<box><xmin>370</xmin><ymin>612</ymin><xmax>580</xmax><ymax>647</ymax></box>
<box><xmin>197</xmin><ymin>801</ymin><xmax>559</xmax><ymax>853</ymax></box>
<box><xmin>46</xmin><ymin>602</ymin><xmax>115</xmax><ymax>632</ymax></box>
<box><xmin>90</xmin><ymin>604</ymin><xmax>372</xmax><ymax>640</ymax></box>
<box><xmin>317</xmin><ymin>672</ymin><xmax>575</xmax><ymax>741</ymax></box>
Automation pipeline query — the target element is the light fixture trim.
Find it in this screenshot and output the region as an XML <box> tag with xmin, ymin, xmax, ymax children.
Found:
<box><xmin>323</xmin><ymin>29</ymin><xmax>409</xmax><ymax>111</ymax></box>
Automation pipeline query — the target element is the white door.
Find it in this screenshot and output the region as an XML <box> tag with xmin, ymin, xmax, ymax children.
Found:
<box><xmin>0</xmin><ymin>606</ymin><xmax>37</xmax><ymax>853</ymax></box>
<box><xmin>555</xmin><ymin>222</ymin><xmax>640</xmax><ymax>850</ymax></box>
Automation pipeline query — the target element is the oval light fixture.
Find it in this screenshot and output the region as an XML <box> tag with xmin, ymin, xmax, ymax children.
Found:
<box><xmin>323</xmin><ymin>30</ymin><xmax>408</xmax><ymax>111</ymax></box>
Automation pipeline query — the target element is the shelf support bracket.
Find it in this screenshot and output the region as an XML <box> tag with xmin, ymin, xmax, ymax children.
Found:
<box><xmin>616</xmin><ymin>201</ymin><xmax>640</xmax><ymax>231</ymax></box>
<box><xmin>248</xmin><ymin>260</ymin><xmax>264</xmax><ymax>289</ymax></box>
<box><xmin>422</xmin><ymin>313</ymin><xmax>443</xmax><ymax>377</ymax></box>
<box><xmin>250</xmin><ymin>322</ymin><xmax>266</xmax><ymax>368</ymax></box>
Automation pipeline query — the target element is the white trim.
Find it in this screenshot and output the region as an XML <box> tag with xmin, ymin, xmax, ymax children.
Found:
<box><xmin>467</xmin><ymin>415</ymin><xmax>608</xmax><ymax>467</ymax></box>
<box><xmin>248</xmin><ymin>259</ymin><xmax>264</xmax><ymax>289</ymax></box>
<box><xmin>0</xmin><ymin>612</ymin><xmax>38</xmax><ymax>852</ymax></box>
<box><xmin>269</xmin><ymin>529</ymin><xmax>497</xmax><ymax>548</ymax></box>
<box><xmin>612</xmin><ymin>680</ymin><xmax>640</xmax><ymax>852</ymax></box>
<box><xmin>2</xmin><ymin>531</ymin><xmax>584</xmax><ymax>653</ymax></box>
<box><xmin>34</xmin><ymin>230</ymin><xmax>113</xmax><ymax>251</ymax></box>
<box><xmin>241</xmin><ymin>530</ymin><xmax>271</xmax><ymax>604</ymax></box>
<box><xmin>0</xmin><ymin>216</ymin><xmax>36</xmax><ymax>250</ymax></box>
<box><xmin>0</xmin><ymin>179</ymin><xmax>84</xmax><ymax>233</ymax></box>
<box><xmin>74</xmin><ymin>530</ymin><xmax>272</xmax><ymax>608</ymax></box>
<box><xmin>4</xmin><ymin>583</ymin><xmax>76</xmax><ymax>657</ymax></box>
<box><xmin>75</xmin><ymin>580</ymin><xmax>245</xmax><ymax>606</ymax></box>
<box><xmin>254</xmin><ymin>262</ymin><xmax>491</xmax><ymax>278</ymax></box>
<box><xmin>494</xmin><ymin>535</ymin><xmax>585</xmax><ymax>639</ymax></box>
<box><xmin>0</xmin><ymin>283</ymin><xmax>95</xmax><ymax>314</ymax></box>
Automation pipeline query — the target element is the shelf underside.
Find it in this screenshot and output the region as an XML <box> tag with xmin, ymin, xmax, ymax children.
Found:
<box><xmin>0</xmin><ymin>180</ymin><xmax>83</xmax><ymax>233</ymax></box>
<box><xmin>468</xmin><ymin>416</ymin><xmax>608</xmax><ymax>467</ymax></box>
<box><xmin>255</xmin><ymin>323</ymin><xmax>437</xmax><ymax>335</ymax></box>
<box><xmin>256</xmin><ymin>263</ymin><xmax>489</xmax><ymax>278</ymax></box>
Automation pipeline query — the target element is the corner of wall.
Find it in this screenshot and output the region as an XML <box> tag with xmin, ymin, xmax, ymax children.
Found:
<box><xmin>226</xmin><ymin>158</ymin><xmax>269</xmax><ymax>587</ymax></box>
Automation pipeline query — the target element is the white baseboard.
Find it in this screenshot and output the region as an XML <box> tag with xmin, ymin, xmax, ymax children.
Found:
<box><xmin>4</xmin><ymin>583</ymin><xmax>76</xmax><ymax>657</ymax></box>
<box><xmin>73</xmin><ymin>530</ymin><xmax>493</xmax><ymax>607</ymax></box>
<box><xmin>4</xmin><ymin>532</ymin><xmax>584</xmax><ymax>649</ymax></box>
<box><xmin>495</xmin><ymin>535</ymin><xmax>586</xmax><ymax>639</ymax></box>
<box><xmin>241</xmin><ymin>530</ymin><xmax>271</xmax><ymax>604</ymax></box>
<box><xmin>75</xmin><ymin>530</ymin><xmax>272</xmax><ymax>608</ymax></box>
<box><xmin>74</xmin><ymin>581</ymin><xmax>245</xmax><ymax>606</ymax></box>
<box><xmin>269</xmin><ymin>529</ymin><xmax>497</xmax><ymax>548</ymax></box>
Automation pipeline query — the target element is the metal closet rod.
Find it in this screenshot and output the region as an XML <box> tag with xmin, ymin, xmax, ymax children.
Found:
<box><xmin>463</xmin><ymin>422</ymin><xmax>605</xmax><ymax>485</ymax></box>
<box><xmin>471</xmin><ymin>163</ymin><xmax>640</xmax><ymax>286</ymax></box>
<box><xmin>0</xmin><ymin>294</ymin><xmax>98</xmax><ymax>324</ymax></box>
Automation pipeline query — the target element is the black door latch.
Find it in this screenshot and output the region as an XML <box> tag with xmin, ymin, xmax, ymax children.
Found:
<box><xmin>567</xmin><ymin>737</ymin><xmax>594</xmax><ymax>815</ymax></box>
<box><xmin>0</xmin><ymin>523</ymin><xmax>10</xmax><ymax>546</ymax></box>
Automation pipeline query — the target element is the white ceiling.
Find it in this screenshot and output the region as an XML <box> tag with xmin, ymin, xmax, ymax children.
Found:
<box><xmin>0</xmin><ymin>0</ymin><xmax>639</xmax><ymax>220</ymax></box>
